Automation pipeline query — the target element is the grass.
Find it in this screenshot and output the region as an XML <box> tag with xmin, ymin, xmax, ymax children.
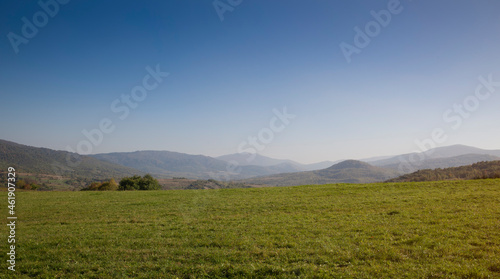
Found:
<box><xmin>1</xmin><ymin>179</ymin><xmax>500</xmax><ymax>278</ymax></box>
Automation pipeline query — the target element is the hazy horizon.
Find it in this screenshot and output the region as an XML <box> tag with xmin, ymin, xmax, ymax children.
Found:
<box><xmin>3</xmin><ymin>138</ymin><xmax>500</xmax><ymax>166</ymax></box>
<box><xmin>2</xmin><ymin>0</ymin><xmax>500</xmax><ymax>164</ymax></box>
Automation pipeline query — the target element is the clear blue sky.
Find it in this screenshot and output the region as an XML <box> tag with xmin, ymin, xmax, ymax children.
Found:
<box><xmin>1</xmin><ymin>0</ymin><xmax>500</xmax><ymax>164</ymax></box>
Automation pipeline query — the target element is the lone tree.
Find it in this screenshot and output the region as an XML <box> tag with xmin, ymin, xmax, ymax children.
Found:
<box><xmin>118</xmin><ymin>174</ymin><xmax>160</xmax><ymax>190</ymax></box>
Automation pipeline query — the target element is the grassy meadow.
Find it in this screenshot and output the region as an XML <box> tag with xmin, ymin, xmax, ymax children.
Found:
<box><xmin>1</xmin><ymin>179</ymin><xmax>500</xmax><ymax>278</ymax></box>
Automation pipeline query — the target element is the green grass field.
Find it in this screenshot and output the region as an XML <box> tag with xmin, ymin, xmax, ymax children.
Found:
<box><xmin>1</xmin><ymin>179</ymin><xmax>500</xmax><ymax>278</ymax></box>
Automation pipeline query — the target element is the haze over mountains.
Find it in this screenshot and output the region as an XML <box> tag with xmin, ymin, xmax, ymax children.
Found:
<box><xmin>369</xmin><ymin>144</ymin><xmax>500</xmax><ymax>172</ymax></box>
<box><xmin>216</xmin><ymin>153</ymin><xmax>337</xmax><ymax>171</ymax></box>
<box><xmin>91</xmin><ymin>151</ymin><xmax>332</xmax><ymax>180</ymax></box>
<box><xmin>2</xmin><ymin>139</ymin><xmax>500</xmax><ymax>188</ymax></box>
<box><xmin>241</xmin><ymin>160</ymin><xmax>399</xmax><ymax>186</ymax></box>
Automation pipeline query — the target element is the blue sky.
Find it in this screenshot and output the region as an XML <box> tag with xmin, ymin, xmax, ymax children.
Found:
<box><xmin>1</xmin><ymin>0</ymin><xmax>500</xmax><ymax>164</ymax></box>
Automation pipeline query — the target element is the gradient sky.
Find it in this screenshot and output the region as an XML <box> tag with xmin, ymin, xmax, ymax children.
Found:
<box><xmin>1</xmin><ymin>0</ymin><xmax>500</xmax><ymax>164</ymax></box>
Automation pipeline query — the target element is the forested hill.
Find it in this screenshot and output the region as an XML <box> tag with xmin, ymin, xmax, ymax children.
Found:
<box><xmin>386</xmin><ymin>161</ymin><xmax>500</xmax><ymax>182</ymax></box>
<box><xmin>0</xmin><ymin>139</ymin><xmax>143</xmax><ymax>189</ymax></box>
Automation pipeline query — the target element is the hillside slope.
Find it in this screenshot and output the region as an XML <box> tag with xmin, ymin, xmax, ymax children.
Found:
<box><xmin>379</xmin><ymin>154</ymin><xmax>500</xmax><ymax>172</ymax></box>
<box><xmin>92</xmin><ymin>151</ymin><xmax>318</xmax><ymax>179</ymax></box>
<box><xmin>242</xmin><ymin>160</ymin><xmax>399</xmax><ymax>186</ymax></box>
<box><xmin>217</xmin><ymin>153</ymin><xmax>336</xmax><ymax>171</ymax></box>
<box><xmin>217</xmin><ymin>153</ymin><xmax>300</xmax><ymax>167</ymax></box>
<box><xmin>0</xmin><ymin>139</ymin><xmax>143</xmax><ymax>189</ymax></box>
<box><xmin>386</xmin><ymin>160</ymin><xmax>500</xmax><ymax>182</ymax></box>
<box><xmin>92</xmin><ymin>151</ymin><xmax>229</xmax><ymax>178</ymax></box>
<box><xmin>371</xmin><ymin>144</ymin><xmax>500</xmax><ymax>170</ymax></box>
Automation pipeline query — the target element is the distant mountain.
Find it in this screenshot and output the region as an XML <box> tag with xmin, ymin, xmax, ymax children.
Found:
<box><xmin>378</xmin><ymin>154</ymin><xmax>500</xmax><ymax>172</ymax></box>
<box><xmin>232</xmin><ymin>162</ymin><xmax>304</xmax><ymax>178</ymax></box>
<box><xmin>360</xmin><ymin>155</ymin><xmax>394</xmax><ymax>163</ymax></box>
<box><xmin>423</xmin><ymin>144</ymin><xmax>500</xmax><ymax>158</ymax></box>
<box><xmin>370</xmin><ymin>145</ymin><xmax>500</xmax><ymax>173</ymax></box>
<box><xmin>217</xmin><ymin>153</ymin><xmax>337</xmax><ymax>171</ymax></box>
<box><xmin>92</xmin><ymin>151</ymin><xmax>229</xmax><ymax>178</ymax></box>
<box><xmin>301</xmin><ymin>160</ymin><xmax>342</xmax><ymax>171</ymax></box>
<box><xmin>0</xmin><ymin>139</ymin><xmax>143</xmax><ymax>190</ymax></box>
<box><xmin>91</xmin><ymin>151</ymin><xmax>307</xmax><ymax>180</ymax></box>
<box><xmin>241</xmin><ymin>160</ymin><xmax>399</xmax><ymax>186</ymax></box>
<box><xmin>386</xmin><ymin>160</ymin><xmax>500</xmax><ymax>183</ymax></box>
<box><xmin>6</xmin><ymin>139</ymin><xmax>498</xmax><ymax>189</ymax></box>
<box><xmin>217</xmin><ymin>153</ymin><xmax>299</xmax><ymax>167</ymax></box>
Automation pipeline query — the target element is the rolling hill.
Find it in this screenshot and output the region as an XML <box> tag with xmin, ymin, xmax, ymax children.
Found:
<box><xmin>217</xmin><ymin>153</ymin><xmax>299</xmax><ymax>167</ymax></box>
<box><xmin>91</xmin><ymin>151</ymin><xmax>279</xmax><ymax>179</ymax></box>
<box><xmin>0</xmin><ymin>139</ymin><xmax>341</xmax><ymax>185</ymax></box>
<box><xmin>0</xmin><ymin>139</ymin><xmax>143</xmax><ymax>189</ymax></box>
<box><xmin>5</xmin><ymin>139</ymin><xmax>500</xmax><ymax>189</ymax></box>
<box><xmin>386</xmin><ymin>160</ymin><xmax>500</xmax><ymax>182</ymax></box>
<box><xmin>376</xmin><ymin>153</ymin><xmax>500</xmax><ymax>173</ymax></box>
<box><xmin>92</xmin><ymin>151</ymin><xmax>229</xmax><ymax>178</ymax></box>
<box><xmin>91</xmin><ymin>151</ymin><xmax>332</xmax><ymax>180</ymax></box>
<box><xmin>241</xmin><ymin>160</ymin><xmax>399</xmax><ymax>186</ymax></box>
<box><xmin>216</xmin><ymin>153</ymin><xmax>336</xmax><ymax>171</ymax></box>
<box><xmin>370</xmin><ymin>145</ymin><xmax>500</xmax><ymax>172</ymax></box>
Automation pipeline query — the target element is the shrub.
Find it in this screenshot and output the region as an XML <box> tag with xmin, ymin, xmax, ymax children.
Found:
<box><xmin>81</xmin><ymin>179</ymin><xmax>119</xmax><ymax>191</ymax></box>
<box><xmin>16</xmin><ymin>179</ymin><xmax>40</xmax><ymax>190</ymax></box>
<box><xmin>118</xmin><ymin>174</ymin><xmax>160</xmax><ymax>191</ymax></box>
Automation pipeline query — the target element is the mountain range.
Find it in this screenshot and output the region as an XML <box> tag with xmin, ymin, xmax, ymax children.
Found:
<box><xmin>386</xmin><ymin>160</ymin><xmax>500</xmax><ymax>183</ymax></box>
<box><xmin>368</xmin><ymin>144</ymin><xmax>500</xmax><ymax>173</ymax></box>
<box><xmin>241</xmin><ymin>160</ymin><xmax>399</xmax><ymax>186</ymax></box>
<box><xmin>0</xmin><ymin>139</ymin><xmax>143</xmax><ymax>189</ymax></box>
<box><xmin>90</xmin><ymin>152</ymin><xmax>401</xmax><ymax>186</ymax></box>
<box><xmin>216</xmin><ymin>153</ymin><xmax>337</xmax><ymax>171</ymax></box>
<box><xmin>91</xmin><ymin>151</ymin><xmax>332</xmax><ymax>180</ymax></box>
<box><xmin>1</xmin><ymin>138</ymin><xmax>500</xmax><ymax>189</ymax></box>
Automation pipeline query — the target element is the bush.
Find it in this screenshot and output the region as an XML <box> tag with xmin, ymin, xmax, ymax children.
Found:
<box><xmin>81</xmin><ymin>179</ymin><xmax>118</xmax><ymax>191</ymax></box>
<box><xmin>98</xmin><ymin>178</ymin><xmax>118</xmax><ymax>191</ymax></box>
<box><xmin>118</xmin><ymin>174</ymin><xmax>160</xmax><ymax>191</ymax></box>
<box><xmin>17</xmin><ymin>179</ymin><xmax>40</xmax><ymax>191</ymax></box>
